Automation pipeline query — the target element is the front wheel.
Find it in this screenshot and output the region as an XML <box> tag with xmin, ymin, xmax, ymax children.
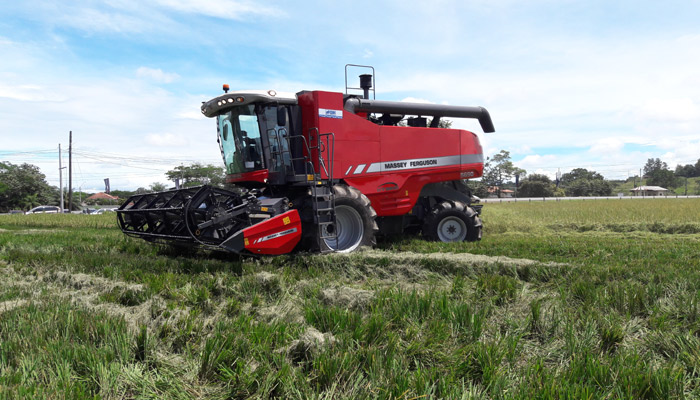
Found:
<box><xmin>423</xmin><ymin>201</ymin><xmax>482</xmax><ymax>243</ymax></box>
<box><xmin>322</xmin><ymin>185</ymin><xmax>377</xmax><ymax>252</ymax></box>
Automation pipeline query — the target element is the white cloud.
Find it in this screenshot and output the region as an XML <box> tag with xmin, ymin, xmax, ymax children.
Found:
<box><xmin>518</xmin><ymin>154</ymin><xmax>558</xmax><ymax>170</ymax></box>
<box><xmin>153</xmin><ymin>0</ymin><xmax>283</xmax><ymax>20</ymax></box>
<box><xmin>177</xmin><ymin>110</ymin><xmax>206</xmax><ymax>120</ymax></box>
<box><xmin>655</xmin><ymin>140</ymin><xmax>700</xmax><ymax>168</ymax></box>
<box><xmin>136</xmin><ymin>67</ymin><xmax>180</xmax><ymax>83</ymax></box>
<box><xmin>0</xmin><ymin>84</ymin><xmax>66</xmax><ymax>102</ymax></box>
<box><xmin>145</xmin><ymin>133</ymin><xmax>189</xmax><ymax>147</ymax></box>
<box><xmin>589</xmin><ymin>138</ymin><xmax>624</xmax><ymax>155</ymax></box>
<box><xmin>400</xmin><ymin>97</ymin><xmax>434</xmax><ymax>104</ymax></box>
<box><xmin>57</xmin><ymin>8</ymin><xmax>150</xmax><ymax>34</ymax></box>
<box><xmin>635</xmin><ymin>98</ymin><xmax>700</xmax><ymax>123</ymax></box>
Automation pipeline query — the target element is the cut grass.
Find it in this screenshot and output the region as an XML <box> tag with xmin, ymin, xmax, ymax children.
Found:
<box><xmin>0</xmin><ymin>201</ymin><xmax>699</xmax><ymax>398</ymax></box>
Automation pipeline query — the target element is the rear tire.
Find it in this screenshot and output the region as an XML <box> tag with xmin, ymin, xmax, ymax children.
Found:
<box><xmin>322</xmin><ymin>184</ymin><xmax>377</xmax><ymax>252</ymax></box>
<box><xmin>423</xmin><ymin>201</ymin><xmax>482</xmax><ymax>242</ymax></box>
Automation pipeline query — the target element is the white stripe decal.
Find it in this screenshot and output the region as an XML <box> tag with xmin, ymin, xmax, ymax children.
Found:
<box><xmin>345</xmin><ymin>166</ymin><xmax>353</xmax><ymax>175</ymax></box>
<box><xmin>257</xmin><ymin>228</ymin><xmax>298</xmax><ymax>244</ymax></box>
<box><xmin>461</xmin><ymin>154</ymin><xmax>484</xmax><ymax>164</ymax></box>
<box><xmin>380</xmin><ymin>155</ymin><xmax>460</xmax><ymax>172</ymax></box>
<box><xmin>353</xmin><ymin>164</ymin><xmax>366</xmax><ymax>174</ymax></box>
<box><xmin>355</xmin><ymin>154</ymin><xmax>483</xmax><ymax>175</ymax></box>
<box><xmin>366</xmin><ymin>163</ymin><xmax>381</xmax><ymax>173</ymax></box>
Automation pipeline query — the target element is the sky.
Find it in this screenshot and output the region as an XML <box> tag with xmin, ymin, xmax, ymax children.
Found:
<box><xmin>1</xmin><ymin>0</ymin><xmax>699</xmax><ymax>192</ymax></box>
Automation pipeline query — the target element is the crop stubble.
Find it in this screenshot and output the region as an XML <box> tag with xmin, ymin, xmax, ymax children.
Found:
<box><xmin>0</xmin><ymin>199</ymin><xmax>699</xmax><ymax>399</ymax></box>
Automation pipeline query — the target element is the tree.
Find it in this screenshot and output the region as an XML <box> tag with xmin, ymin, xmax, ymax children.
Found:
<box><xmin>110</xmin><ymin>189</ymin><xmax>136</xmax><ymax>199</ymax></box>
<box><xmin>518</xmin><ymin>174</ymin><xmax>555</xmax><ymax>197</ymax></box>
<box><xmin>165</xmin><ymin>163</ymin><xmax>226</xmax><ymax>188</ymax></box>
<box><xmin>648</xmin><ymin>169</ymin><xmax>678</xmax><ymax>188</ymax></box>
<box><xmin>433</xmin><ymin>118</ymin><xmax>452</xmax><ymax>129</ymax></box>
<box><xmin>150</xmin><ymin>182</ymin><xmax>167</xmax><ymax>192</ymax></box>
<box><xmin>0</xmin><ymin>162</ymin><xmax>59</xmax><ymax>212</ymax></box>
<box><xmin>674</xmin><ymin>164</ymin><xmax>695</xmax><ymax>178</ymax></box>
<box><xmin>644</xmin><ymin>158</ymin><xmax>678</xmax><ymax>188</ymax></box>
<box><xmin>559</xmin><ymin>168</ymin><xmax>612</xmax><ymax>196</ymax></box>
<box><xmin>643</xmin><ymin>158</ymin><xmax>667</xmax><ymax>177</ymax></box>
<box><xmin>467</xmin><ymin>180</ymin><xmax>489</xmax><ymax>199</ymax></box>
<box><xmin>482</xmin><ymin>150</ymin><xmax>525</xmax><ymax>198</ymax></box>
<box><xmin>674</xmin><ymin>159</ymin><xmax>699</xmax><ymax>178</ymax></box>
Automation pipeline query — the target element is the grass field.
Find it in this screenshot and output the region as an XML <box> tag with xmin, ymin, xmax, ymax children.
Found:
<box><xmin>1</xmin><ymin>199</ymin><xmax>699</xmax><ymax>399</ymax></box>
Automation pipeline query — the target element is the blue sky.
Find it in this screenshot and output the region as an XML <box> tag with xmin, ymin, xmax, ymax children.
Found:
<box><xmin>1</xmin><ymin>0</ymin><xmax>699</xmax><ymax>191</ymax></box>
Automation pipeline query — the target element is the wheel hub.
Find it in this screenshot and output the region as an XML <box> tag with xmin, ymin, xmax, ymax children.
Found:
<box><xmin>437</xmin><ymin>216</ymin><xmax>467</xmax><ymax>242</ymax></box>
<box><xmin>323</xmin><ymin>205</ymin><xmax>364</xmax><ymax>252</ymax></box>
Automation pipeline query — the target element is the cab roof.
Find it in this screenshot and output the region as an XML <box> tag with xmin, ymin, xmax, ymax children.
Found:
<box><xmin>201</xmin><ymin>90</ymin><xmax>297</xmax><ymax>118</ymax></box>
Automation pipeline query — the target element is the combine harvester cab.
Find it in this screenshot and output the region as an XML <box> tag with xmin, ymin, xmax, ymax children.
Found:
<box><xmin>117</xmin><ymin>66</ymin><xmax>494</xmax><ymax>255</ymax></box>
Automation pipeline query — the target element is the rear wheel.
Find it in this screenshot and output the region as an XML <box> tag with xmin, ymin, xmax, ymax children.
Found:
<box><xmin>423</xmin><ymin>201</ymin><xmax>482</xmax><ymax>242</ymax></box>
<box><xmin>322</xmin><ymin>185</ymin><xmax>377</xmax><ymax>252</ymax></box>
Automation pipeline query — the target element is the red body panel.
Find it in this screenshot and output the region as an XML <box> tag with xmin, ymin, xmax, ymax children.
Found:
<box><xmin>226</xmin><ymin>169</ymin><xmax>269</xmax><ymax>185</ymax></box>
<box><xmin>298</xmin><ymin>91</ymin><xmax>484</xmax><ymax>216</ymax></box>
<box><xmin>242</xmin><ymin>210</ymin><xmax>301</xmax><ymax>255</ymax></box>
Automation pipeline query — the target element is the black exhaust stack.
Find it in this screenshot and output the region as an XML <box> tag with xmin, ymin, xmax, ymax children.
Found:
<box><xmin>359</xmin><ymin>74</ymin><xmax>373</xmax><ymax>100</ymax></box>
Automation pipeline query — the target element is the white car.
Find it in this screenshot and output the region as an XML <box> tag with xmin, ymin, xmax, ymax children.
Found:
<box><xmin>91</xmin><ymin>208</ymin><xmax>116</xmax><ymax>215</ymax></box>
<box><xmin>26</xmin><ymin>206</ymin><xmax>62</xmax><ymax>214</ymax></box>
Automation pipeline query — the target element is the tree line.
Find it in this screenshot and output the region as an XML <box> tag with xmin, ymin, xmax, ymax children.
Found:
<box><xmin>0</xmin><ymin>162</ymin><xmax>226</xmax><ymax>213</ymax></box>
<box><xmin>2</xmin><ymin>153</ymin><xmax>698</xmax><ymax>212</ymax></box>
<box><xmin>472</xmin><ymin>151</ymin><xmax>700</xmax><ymax>198</ymax></box>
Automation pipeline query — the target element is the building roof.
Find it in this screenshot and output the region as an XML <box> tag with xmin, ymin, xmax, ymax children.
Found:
<box><xmin>630</xmin><ymin>186</ymin><xmax>668</xmax><ymax>191</ymax></box>
<box><xmin>86</xmin><ymin>192</ymin><xmax>119</xmax><ymax>200</ymax></box>
<box><xmin>487</xmin><ymin>187</ymin><xmax>514</xmax><ymax>193</ymax></box>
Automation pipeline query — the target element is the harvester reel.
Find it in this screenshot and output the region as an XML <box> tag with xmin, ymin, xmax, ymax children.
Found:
<box><xmin>184</xmin><ymin>186</ymin><xmax>252</xmax><ymax>246</ymax></box>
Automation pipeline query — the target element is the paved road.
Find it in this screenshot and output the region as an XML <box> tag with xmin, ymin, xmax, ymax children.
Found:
<box><xmin>481</xmin><ymin>195</ymin><xmax>700</xmax><ymax>203</ymax></box>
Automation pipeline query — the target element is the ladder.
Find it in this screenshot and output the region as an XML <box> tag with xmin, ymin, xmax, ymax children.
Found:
<box><xmin>309</xmin><ymin>130</ymin><xmax>337</xmax><ymax>252</ymax></box>
<box><xmin>277</xmin><ymin>128</ymin><xmax>337</xmax><ymax>251</ymax></box>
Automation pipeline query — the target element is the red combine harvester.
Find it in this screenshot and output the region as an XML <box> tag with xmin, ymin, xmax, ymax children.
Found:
<box><xmin>117</xmin><ymin>67</ymin><xmax>494</xmax><ymax>255</ymax></box>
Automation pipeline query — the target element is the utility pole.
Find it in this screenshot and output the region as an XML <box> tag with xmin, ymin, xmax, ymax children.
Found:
<box><xmin>68</xmin><ymin>131</ymin><xmax>73</xmax><ymax>211</ymax></box>
<box><xmin>59</xmin><ymin>144</ymin><xmax>66</xmax><ymax>212</ymax></box>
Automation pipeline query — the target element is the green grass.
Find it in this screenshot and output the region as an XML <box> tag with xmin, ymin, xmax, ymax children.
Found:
<box><xmin>1</xmin><ymin>201</ymin><xmax>699</xmax><ymax>399</ymax></box>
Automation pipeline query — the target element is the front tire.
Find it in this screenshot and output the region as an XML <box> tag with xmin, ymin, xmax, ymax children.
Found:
<box><xmin>423</xmin><ymin>201</ymin><xmax>482</xmax><ymax>242</ymax></box>
<box><xmin>322</xmin><ymin>185</ymin><xmax>377</xmax><ymax>252</ymax></box>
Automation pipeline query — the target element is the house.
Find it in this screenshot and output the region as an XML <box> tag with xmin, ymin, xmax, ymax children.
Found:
<box><xmin>487</xmin><ymin>187</ymin><xmax>515</xmax><ymax>198</ymax></box>
<box><xmin>86</xmin><ymin>192</ymin><xmax>120</xmax><ymax>201</ymax></box>
<box><xmin>629</xmin><ymin>186</ymin><xmax>668</xmax><ymax>196</ymax></box>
